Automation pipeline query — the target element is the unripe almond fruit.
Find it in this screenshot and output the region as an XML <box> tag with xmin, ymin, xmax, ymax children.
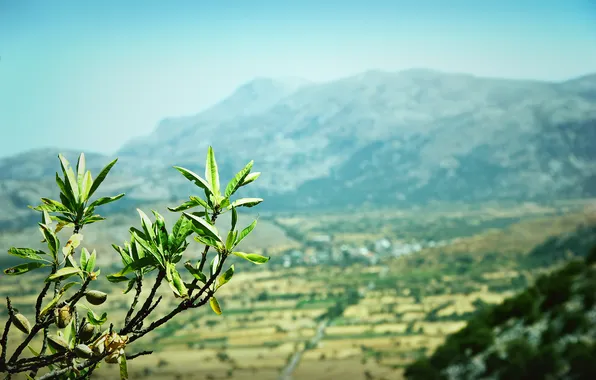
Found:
<box><xmin>74</xmin><ymin>344</ymin><xmax>93</xmax><ymax>358</ymax></box>
<box><xmin>85</xmin><ymin>290</ymin><xmax>107</xmax><ymax>305</ymax></box>
<box><xmin>12</xmin><ymin>313</ymin><xmax>32</xmax><ymax>334</ymax></box>
<box><xmin>47</xmin><ymin>335</ymin><xmax>70</xmax><ymax>352</ymax></box>
<box><xmin>55</xmin><ymin>305</ymin><xmax>72</xmax><ymax>328</ymax></box>
<box><xmin>79</xmin><ymin>322</ymin><xmax>95</xmax><ymax>342</ymax></box>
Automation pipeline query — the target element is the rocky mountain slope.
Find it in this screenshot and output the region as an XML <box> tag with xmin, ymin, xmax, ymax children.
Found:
<box><xmin>404</xmin><ymin>240</ymin><xmax>596</xmax><ymax>380</ymax></box>
<box><xmin>1</xmin><ymin>69</ymin><xmax>596</xmax><ymax>229</ymax></box>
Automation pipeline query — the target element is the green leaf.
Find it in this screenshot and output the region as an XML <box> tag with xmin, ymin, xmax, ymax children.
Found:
<box><xmin>55</xmin><ymin>173</ymin><xmax>74</xmax><ymax>206</ymax></box>
<box><xmin>28</xmin><ymin>345</ymin><xmax>40</xmax><ymax>357</ymax></box>
<box><xmin>40</xmin><ymin>198</ymin><xmax>70</xmax><ymax>213</ymax></box>
<box><xmin>8</xmin><ymin>247</ymin><xmax>45</xmax><ymax>261</ymax></box>
<box><xmin>87</xmin><ymin>193</ymin><xmax>125</xmax><ymax>209</ymax></box>
<box><xmin>136</xmin><ymin>209</ymin><xmax>156</xmax><ymax>242</ymax></box>
<box><xmin>167</xmin><ymin>199</ymin><xmax>200</xmax><ymax>212</ymax></box>
<box><xmin>152</xmin><ymin>210</ymin><xmax>169</xmax><ymax>252</ymax></box>
<box><xmin>240</xmin><ymin>172</ymin><xmax>261</xmax><ymax>187</ymax></box>
<box><xmin>217</xmin><ymin>265</ymin><xmax>234</xmax><ymax>289</ymax></box>
<box><xmin>119</xmin><ymin>353</ymin><xmax>128</xmax><ymax>380</ymax></box>
<box><xmin>39</xmin><ymin>291</ymin><xmax>65</xmax><ymax>318</ymax></box>
<box><xmin>210</xmin><ymin>254</ymin><xmax>220</xmax><ymax>276</ymax></box>
<box><xmin>170</xmin><ymin>215</ymin><xmax>193</xmax><ymax>249</ymax></box>
<box><xmin>88</xmin><ymin>158</ymin><xmax>118</xmax><ymax>199</ymax></box>
<box><xmin>86</xmin><ymin>310</ymin><xmax>107</xmax><ymax>325</ymax></box>
<box><xmin>224</xmin><ymin>160</ymin><xmax>253</xmax><ymax>198</ymax></box>
<box><xmin>107</xmin><ymin>274</ymin><xmax>130</xmax><ymax>283</ymax></box>
<box><xmin>47</xmin><ymin>267</ymin><xmax>82</xmax><ymax>281</ymax></box>
<box><xmin>189</xmin><ymin>196</ymin><xmax>210</xmax><ymax>209</ymax></box>
<box><xmin>225</xmin><ymin>230</ymin><xmax>235</xmax><ymax>251</ymax></box>
<box><xmin>4</xmin><ymin>262</ymin><xmax>47</xmax><ymax>275</ymax></box>
<box><xmin>39</xmin><ymin>223</ymin><xmax>60</xmax><ymax>260</ymax></box>
<box><xmin>231</xmin><ymin>207</ymin><xmax>238</xmax><ymax>231</ymax></box>
<box><xmin>183</xmin><ymin>212</ymin><xmax>222</xmax><ymax>243</ymax></box>
<box><xmin>184</xmin><ymin>261</ymin><xmax>206</xmax><ymax>283</ymax></box>
<box><xmin>58</xmin><ymin>153</ymin><xmax>80</xmax><ymax>203</ymax></box>
<box><xmin>132</xmin><ymin>232</ymin><xmax>163</xmax><ymax>268</ymax></box>
<box><xmin>228</xmin><ymin>198</ymin><xmax>263</xmax><ymax>209</ymax></box>
<box><xmin>172</xmin><ymin>166</ymin><xmax>212</xmax><ymax>195</ymax></box>
<box><xmin>235</xmin><ymin>219</ymin><xmax>257</xmax><ymax>246</ymax></box>
<box><xmin>232</xmin><ymin>252</ymin><xmax>270</xmax><ymax>264</ymax></box>
<box><xmin>86</xmin><ymin>250</ymin><xmax>97</xmax><ymax>273</ymax></box>
<box><xmin>170</xmin><ymin>268</ymin><xmax>188</xmax><ymax>298</ymax></box>
<box><xmin>62</xmin><ymin>233</ymin><xmax>83</xmax><ymax>257</ymax></box>
<box><xmin>210</xmin><ymin>296</ymin><xmax>222</xmax><ymax>315</ymax></box>
<box><xmin>76</xmin><ymin>153</ymin><xmax>86</xmax><ymax>199</ymax></box>
<box><xmin>112</xmin><ymin>244</ymin><xmax>133</xmax><ymax>267</ymax></box>
<box><xmin>205</xmin><ymin>146</ymin><xmax>220</xmax><ymax>197</ymax></box>
<box><xmin>81</xmin><ymin>214</ymin><xmax>106</xmax><ymax>225</ymax></box>
<box><xmin>60</xmin><ymin>281</ymin><xmax>78</xmax><ymax>293</ymax></box>
<box><xmin>81</xmin><ymin>170</ymin><xmax>93</xmax><ymax>201</ymax></box>
<box><xmin>193</xmin><ymin>235</ymin><xmax>222</xmax><ymax>249</ymax></box>
<box><xmin>80</xmin><ymin>247</ymin><xmax>90</xmax><ymax>270</ymax></box>
<box><xmin>123</xmin><ymin>278</ymin><xmax>136</xmax><ymax>294</ymax></box>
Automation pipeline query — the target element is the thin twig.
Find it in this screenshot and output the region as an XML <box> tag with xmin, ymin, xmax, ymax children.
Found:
<box><xmin>0</xmin><ymin>297</ymin><xmax>14</xmax><ymax>368</ymax></box>
<box><xmin>121</xmin><ymin>270</ymin><xmax>165</xmax><ymax>334</ymax></box>
<box><xmin>124</xmin><ymin>275</ymin><xmax>143</xmax><ymax>326</ymax></box>
<box><xmin>126</xmin><ymin>350</ymin><xmax>153</xmax><ymax>360</ymax></box>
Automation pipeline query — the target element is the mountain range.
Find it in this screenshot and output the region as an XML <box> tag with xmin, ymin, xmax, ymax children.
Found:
<box><xmin>1</xmin><ymin>68</ymin><xmax>596</xmax><ymax>230</ymax></box>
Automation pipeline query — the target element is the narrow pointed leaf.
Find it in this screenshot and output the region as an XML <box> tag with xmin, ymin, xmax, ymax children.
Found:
<box><xmin>173</xmin><ymin>166</ymin><xmax>212</xmax><ymax>195</ymax></box>
<box><xmin>240</xmin><ymin>172</ymin><xmax>261</xmax><ymax>187</ymax></box>
<box><xmin>167</xmin><ymin>199</ymin><xmax>199</xmax><ymax>212</ymax></box>
<box><xmin>86</xmin><ymin>249</ymin><xmax>97</xmax><ymax>273</ymax></box>
<box><xmin>4</xmin><ymin>262</ymin><xmax>47</xmax><ymax>275</ymax></box>
<box><xmin>76</xmin><ymin>153</ymin><xmax>86</xmax><ymax>197</ymax></box>
<box><xmin>40</xmin><ymin>198</ymin><xmax>70</xmax><ymax>212</ymax></box>
<box><xmin>88</xmin><ymin>193</ymin><xmax>125</xmax><ymax>209</ymax></box>
<box><xmin>205</xmin><ymin>146</ymin><xmax>220</xmax><ymax>197</ymax></box>
<box><xmin>231</xmin><ymin>207</ymin><xmax>238</xmax><ymax>231</ymax></box>
<box><xmin>232</xmin><ymin>251</ymin><xmax>270</xmax><ymax>264</ymax></box>
<box><xmin>80</xmin><ymin>247</ymin><xmax>90</xmax><ymax>270</ymax></box>
<box><xmin>8</xmin><ymin>248</ymin><xmax>45</xmax><ymax>261</ymax></box>
<box><xmin>183</xmin><ymin>212</ymin><xmax>222</xmax><ymax>243</ymax></box>
<box><xmin>235</xmin><ymin>219</ymin><xmax>257</xmax><ymax>246</ymax></box>
<box><xmin>81</xmin><ymin>171</ymin><xmax>93</xmax><ymax>201</ymax></box>
<box><xmin>47</xmin><ymin>267</ymin><xmax>82</xmax><ymax>281</ymax></box>
<box><xmin>88</xmin><ymin>158</ymin><xmax>118</xmax><ymax>199</ymax></box>
<box><xmin>137</xmin><ymin>209</ymin><xmax>156</xmax><ymax>241</ymax></box>
<box><xmin>62</xmin><ymin>233</ymin><xmax>83</xmax><ymax>257</ymax></box>
<box><xmin>228</xmin><ymin>198</ymin><xmax>263</xmax><ymax>209</ymax></box>
<box><xmin>184</xmin><ymin>261</ymin><xmax>206</xmax><ymax>283</ymax></box>
<box><xmin>217</xmin><ymin>265</ymin><xmax>234</xmax><ymax>289</ymax></box>
<box><xmin>225</xmin><ymin>230</ymin><xmax>235</xmax><ymax>251</ymax></box>
<box><xmin>224</xmin><ymin>160</ymin><xmax>253</xmax><ymax>198</ymax></box>
<box><xmin>58</xmin><ymin>154</ymin><xmax>80</xmax><ymax>202</ymax></box>
<box><xmin>119</xmin><ymin>353</ymin><xmax>129</xmax><ymax>380</ymax></box>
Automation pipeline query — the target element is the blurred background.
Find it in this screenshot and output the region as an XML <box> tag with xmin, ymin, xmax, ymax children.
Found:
<box><xmin>1</xmin><ymin>1</ymin><xmax>595</xmax><ymax>379</ymax></box>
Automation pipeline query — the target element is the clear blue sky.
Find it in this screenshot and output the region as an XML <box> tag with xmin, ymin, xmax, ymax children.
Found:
<box><xmin>1</xmin><ymin>0</ymin><xmax>595</xmax><ymax>158</ymax></box>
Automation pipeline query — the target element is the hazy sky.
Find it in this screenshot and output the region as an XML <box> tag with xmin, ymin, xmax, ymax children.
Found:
<box><xmin>1</xmin><ymin>0</ymin><xmax>595</xmax><ymax>158</ymax></box>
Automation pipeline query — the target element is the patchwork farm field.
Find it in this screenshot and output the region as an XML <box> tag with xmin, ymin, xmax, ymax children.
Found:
<box><xmin>1</xmin><ymin>200</ymin><xmax>595</xmax><ymax>379</ymax></box>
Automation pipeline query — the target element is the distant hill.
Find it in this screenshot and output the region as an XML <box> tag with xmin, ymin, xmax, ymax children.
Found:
<box><xmin>1</xmin><ymin>69</ymin><xmax>596</xmax><ymax>229</ymax></box>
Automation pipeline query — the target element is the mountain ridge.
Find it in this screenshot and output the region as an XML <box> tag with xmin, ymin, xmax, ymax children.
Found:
<box><xmin>1</xmin><ymin>68</ymin><xmax>595</xmax><ymax>228</ymax></box>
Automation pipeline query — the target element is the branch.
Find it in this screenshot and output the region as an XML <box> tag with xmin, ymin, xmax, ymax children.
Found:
<box><xmin>124</xmin><ymin>275</ymin><xmax>143</xmax><ymax>327</ymax></box>
<box><xmin>120</xmin><ymin>270</ymin><xmax>165</xmax><ymax>335</ymax></box>
<box><xmin>129</xmin><ymin>257</ymin><xmax>224</xmax><ymax>344</ymax></box>
<box><xmin>0</xmin><ymin>297</ymin><xmax>14</xmax><ymax>368</ymax></box>
<box><xmin>126</xmin><ymin>350</ymin><xmax>153</xmax><ymax>360</ymax></box>
<box><xmin>8</xmin><ymin>276</ymin><xmax>92</xmax><ymax>365</ymax></box>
